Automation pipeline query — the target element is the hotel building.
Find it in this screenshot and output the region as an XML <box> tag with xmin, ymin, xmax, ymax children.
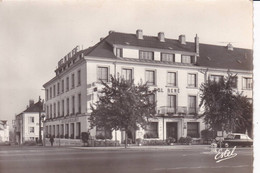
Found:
<box><xmin>43</xmin><ymin>30</ymin><xmax>253</xmax><ymax>145</ymax></box>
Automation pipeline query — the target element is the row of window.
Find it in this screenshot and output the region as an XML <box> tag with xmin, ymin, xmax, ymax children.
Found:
<box><xmin>46</xmin><ymin>70</ymin><xmax>81</xmax><ymax>100</ymax></box>
<box><xmin>98</xmin><ymin>66</ymin><xmax>198</xmax><ymax>87</ymax></box>
<box><xmin>209</xmin><ymin>75</ymin><xmax>253</xmax><ymax>89</ymax></box>
<box><xmin>98</xmin><ymin>66</ymin><xmax>253</xmax><ymax>90</ymax></box>
<box><xmin>116</xmin><ymin>48</ymin><xmax>195</xmax><ymax>64</ymax></box>
<box><xmin>144</xmin><ymin>122</ymin><xmax>200</xmax><ymax>139</ymax></box>
<box><xmin>46</xmin><ymin>94</ymin><xmax>81</xmax><ymax>119</ymax></box>
<box><xmin>45</xmin><ymin>122</ymin><xmax>81</xmax><ymax>139</ymax></box>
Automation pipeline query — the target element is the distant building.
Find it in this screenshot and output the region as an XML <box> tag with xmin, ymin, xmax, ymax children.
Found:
<box><xmin>0</xmin><ymin>120</ymin><xmax>9</xmax><ymax>142</ymax></box>
<box><xmin>43</xmin><ymin>30</ymin><xmax>252</xmax><ymax>145</ymax></box>
<box><xmin>14</xmin><ymin>100</ymin><xmax>44</xmax><ymax>144</ymax></box>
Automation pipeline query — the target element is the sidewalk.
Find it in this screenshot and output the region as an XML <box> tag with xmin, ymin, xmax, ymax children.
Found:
<box><xmin>71</xmin><ymin>145</ymin><xmax>211</xmax><ymax>151</ymax></box>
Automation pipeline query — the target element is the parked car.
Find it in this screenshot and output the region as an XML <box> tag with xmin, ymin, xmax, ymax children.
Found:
<box><xmin>217</xmin><ymin>133</ymin><xmax>253</xmax><ymax>148</ymax></box>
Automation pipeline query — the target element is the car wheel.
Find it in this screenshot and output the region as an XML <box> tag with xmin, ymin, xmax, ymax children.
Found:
<box><xmin>224</xmin><ymin>142</ymin><xmax>229</xmax><ymax>148</ymax></box>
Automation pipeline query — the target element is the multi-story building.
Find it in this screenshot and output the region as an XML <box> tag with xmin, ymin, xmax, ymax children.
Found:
<box><xmin>14</xmin><ymin>100</ymin><xmax>44</xmax><ymax>144</ymax></box>
<box><xmin>43</xmin><ymin>30</ymin><xmax>253</xmax><ymax>145</ymax></box>
<box><xmin>0</xmin><ymin>120</ymin><xmax>9</xmax><ymax>142</ymax></box>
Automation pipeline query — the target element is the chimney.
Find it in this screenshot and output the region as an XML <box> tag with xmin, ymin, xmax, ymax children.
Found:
<box><xmin>195</xmin><ymin>34</ymin><xmax>199</xmax><ymax>54</ymax></box>
<box><xmin>29</xmin><ymin>100</ymin><xmax>34</xmax><ymax>107</ymax></box>
<box><xmin>227</xmin><ymin>43</ymin><xmax>233</xmax><ymax>51</ymax></box>
<box><xmin>100</xmin><ymin>37</ymin><xmax>104</xmax><ymax>41</ymax></box>
<box><xmin>136</xmin><ymin>29</ymin><xmax>143</xmax><ymax>39</ymax></box>
<box><xmin>158</xmin><ymin>32</ymin><xmax>165</xmax><ymax>42</ymax></box>
<box><xmin>179</xmin><ymin>35</ymin><xmax>186</xmax><ymax>45</ymax></box>
<box><xmin>108</xmin><ymin>30</ymin><xmax>114</xmax><ymax>35</ymax></box>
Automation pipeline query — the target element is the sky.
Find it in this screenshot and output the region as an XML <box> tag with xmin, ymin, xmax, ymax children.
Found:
<box><xmin>0</xmin><ymin>0</ymin><xmax>255</xmax><ymax>128</ymax></box>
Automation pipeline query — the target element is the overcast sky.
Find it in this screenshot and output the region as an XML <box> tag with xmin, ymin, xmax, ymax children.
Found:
<box><xmin>0</xmin><ymin>0</ymin><xmax>255</xmax><ymax>127</ymax></box>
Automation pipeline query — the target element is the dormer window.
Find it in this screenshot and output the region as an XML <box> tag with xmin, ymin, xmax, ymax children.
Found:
<box><xmin>116</xmin><ymin>48</ymin><xmax>123</xmax><ymax>57</ymax></box>
<box><xmin>161</xmin><ymin>53</ymin><xmax>175</xmax><ymax>62</ymax></box>
<box><xmin>139</xmin><ymin>51</ymin><xmax>154</xmax><ymax>60</ymax></box>
<box><xmin>181</xmin><ymin>55</ymin><xmax>191</xmax><ymax>63</ymax></box>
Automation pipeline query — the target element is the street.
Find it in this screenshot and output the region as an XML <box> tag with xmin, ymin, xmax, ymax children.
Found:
<box><xmin>0</xmin><ymin>146</ymin><xmax>253</xmax><ymax>173</ymax></box>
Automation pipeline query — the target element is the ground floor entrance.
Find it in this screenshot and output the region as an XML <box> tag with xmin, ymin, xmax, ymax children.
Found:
<box><xmin>166</xmin><ymin>122</ymin><xmax>178</xmax><ymax>141</ymax></box>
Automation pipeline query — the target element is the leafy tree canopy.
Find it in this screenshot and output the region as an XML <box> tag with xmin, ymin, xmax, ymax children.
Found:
<box><xmin>199</xmin><ymin>73</ymin><xmax>253</xmax><ymax>135</ymax></box>
<box><xmin>89</xmin><ymin>75</ymin><xmax>157</xmax><ymax>134</ymax></box>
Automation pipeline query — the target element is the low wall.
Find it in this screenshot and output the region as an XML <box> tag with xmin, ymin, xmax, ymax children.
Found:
<box><xmin>45</xmin><ymin>138</ymin><xmax>83</xmax><ymax>147</ymax></box>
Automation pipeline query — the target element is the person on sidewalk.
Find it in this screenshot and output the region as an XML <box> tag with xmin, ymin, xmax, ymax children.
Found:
<box><xmin>50</xmin><ymin>136</ymin><xmax>54</xmax><ymax>147</ymax></box>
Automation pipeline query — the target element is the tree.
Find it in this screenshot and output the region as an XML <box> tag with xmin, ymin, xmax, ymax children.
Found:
<box><xmin>89</xmin><ymin>75</ymin><xmax>157</xmax><ymax>148</ymax></box>
<box><xmin>199</xmin><ymin>74</ymin><xmax>253</xmax><ymax>136</ymax></box>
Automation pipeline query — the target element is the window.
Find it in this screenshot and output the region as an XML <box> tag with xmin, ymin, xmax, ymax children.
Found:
<box><xmin>243</xmin><ymin>77</ymin><xmax>252</xmax><ymax>89</ymax></box>
<box><xmin>29</xmin><ymin>127</ymin><xmax>34</xmax><ymax>133</ymax></box>
<box><xmin>116</xmin><ymin>48</ymin><xmax>123</xmax><ymax>57</ymax></box>
<box><xmin>77</xmin><ymin>70</ymin><xmax>81</xmax><ymax>86</ymax></box>
<box><xmin>181</xmin><ymin>55</ymin><xmax>191</xmax><ymax>63</ymax></box>
<box><xmin>97</xmin><ymin>67</ymin><xmax>109</xmax><ymax>82</ymax></box>
<box><xmin>50</xmin><ymin>87</ymin><xmax>52</xmax><ymax>98</ymax></box>
<box><xmin>67</xmin><ymin>98</ymin><xmax>70</xmax><ymax>116</ymax></box>
<box><xmin>50</xmin><ymin>104</ymin><xmax>52</xmax><ymax>118</ymax></box>
<box><xmin>57</xmin><ymin>82</ymin><xmax>60</xmax><ymax>95</ymax></box>
<box><xmin>167</xmin><ymin>95</ymin><xmax>176</xmax><ymax>113</ymax></box>
<box><xmin>187</xmin><ymin>122</ymin><xmax>199</xmax><ymax>138</ymax></box>
<box><xmin>65</xmin><ymin>124</ymin><xmax>69</xmax><ymax>138</ymax></box>
<box><xmin>96</xmin><ymin>127</ymin><xmax>112</xmax><ymax>139</ymax></box>
<box><xmin>161</xmin><ymin>53</ymin><xmax>175</xmax><ymax>62</ymax></box>
<box><xmin>167</xmin><ymin>72</ymin><xmax>177</xmax><ymax>86</ymax></box>
<box><xmin>71</xmin><ymin>74</ymin><xmax>75</xmax><ymax>88</ymax></box>
<box><xmin>53</xmin><ymin>125</ymin><xmax>55</xmax><ymax>137</ymax></box>
<box><xmin>29</xmin><ymin>117</ymin><xmax>34</xmax><ymax>123</ymax></box>
<box><xmin>76</xmin><ymin>123</ymin><xmax>81</xmax><ymax>139</ymax></box>
<box><xmin>78</xmin><ymin>94</ymin><xmax>81</xmax><ymax>114</ymax></box>
<box><xmin>144</xmin><ymin>122</ymin><xmax>158</xmax><ymax>138</ymax></box>
<box><xmin>53</xmin><ymin>85</ymin><xmax>56</xmax><ymax>97</ymax></box>
<box><xmin>62</xmin><ymin>100</ymin><xmax>65</xmax><ymax>116</ymax></box>
<box><xmin>46</xmin><ymin>89</ymin><xmax>49</xmax><ymax>100</ymax></box>
<box><xmin>46</xmin><ymin>106</ymin><xmax>49</xmax><ymax>119</ymax></box>
<box><xmin>54</xmin><ymin>103</ymin><xmax>56</xmax><ymax>118</ymax></box>
<box><xmin>62</xmin><ymin>80</ymin><xmax>64</xmax><ymax>93</ymax></box>
<box><xmin>122</xmin><ymin>68</ymin><xmax>132</xmax><ymax>82</ymax></box>
<box><xmin>66</xmin><ymin>77</ymin><xmax>69</xmax><ymax>91</ymax></box>
<box><xmin>230</xmin><ymin>76</ymin><xmax>238</xmax><ymax>88</ymax></box>
<box><xmin>188</xmin><ymin>96</ymin><xmax>197</xmax><ymax>114</ymax></box>
<box><xmin>58</xmin><ymin>101</ymin><xmax>60</xmax><ymax>117</ymax></box>
<box><xmin>187</xmin><ymin>74</ymin><xmax>197</xmax><ymax>87</ymax></box>
<box><xmin>61</xmin><ymin>124</ymin><xmax>64</xmax><ymax>136</ymax></box>
<box><xmin>139</xmin><ymin>51</ymin><xmax>154</xmax><ymax>60</ymax></box>
<box><xmin>72</xmin><ymin>96</ymin><xmax>75</xmax><ymax>114</ymax></box>
<box><xmin>148</xmin><ymin>94</ymin><xmax>155</xmax><ymax>105</ymax></box>
<box><xmin>70</xmin><ymin>123</ymin><xmax>75</xmax><ymax>139</ymax></box>
<box><xmin>57</xmin><ymin>125</ymin><xmax>60</xmax><ymax>137</ymax></box>
<box><xmin>209</xmin><ymin>75</ymin><xmax>224</xmax><ymax>83</ymax></box>
<box><xmin>145</xmin><ymin>70</ymin><xmax>156</xmax><ymax>86</ymax></box>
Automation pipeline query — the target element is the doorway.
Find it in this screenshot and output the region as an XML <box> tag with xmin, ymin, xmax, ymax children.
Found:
<box><xmin>166</xmin><ymin>122</ymin><xmax>178</xmax><ymax>141</ymax></box>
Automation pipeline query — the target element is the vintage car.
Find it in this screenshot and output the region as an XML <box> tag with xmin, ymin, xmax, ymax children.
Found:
<box><xmin>218</xmin><ymin>133</ymin><xmax>253</xmax><ymax>148</ymax></box>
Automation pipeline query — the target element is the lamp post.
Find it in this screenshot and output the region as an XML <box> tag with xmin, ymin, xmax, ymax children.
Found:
<box><xmin>38</xmin><ymin>96</ymin><xmax>44</xmax><ymax>145</ymax></box>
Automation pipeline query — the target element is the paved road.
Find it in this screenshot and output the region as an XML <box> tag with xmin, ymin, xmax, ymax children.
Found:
<box><xmin>0</xmin><ymin>146</ymin><xmax>253</xmax><ymax>173</ymax></box>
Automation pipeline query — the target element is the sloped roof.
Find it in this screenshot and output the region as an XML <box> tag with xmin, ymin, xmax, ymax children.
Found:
<box><xmin>22</xmin><ymin>101</ymin><xmax>44</xmax><ymax>113</ymax></box>
<box><xmin>197</xmin><ymin>43</ymin><xmax>253</xmax><ymax>71</ymax></box>
<box><xmin>84</xmin><ymin>31</ymin><xmax>253</xmax><ymax>71</ymax></box>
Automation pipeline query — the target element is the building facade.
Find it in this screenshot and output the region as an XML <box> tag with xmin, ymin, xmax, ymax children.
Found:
<box><xmin>43</xmin><ymin>30</ymin><xmax>253</xmax><ymax>145</ymax></box>
<box><xmin>0</xmin><ymin>120</ymin><xmax>9</xmax><ymax>142</ymax></box>
<box><xmin>14</xmin><ymin>100</ymin><xmax>44</xmax><ymax>144</ymax></box>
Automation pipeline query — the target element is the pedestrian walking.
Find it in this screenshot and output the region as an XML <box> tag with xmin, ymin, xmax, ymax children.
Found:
<box><xmin>50</xmin><ymin>136</ymin><xmax>54</xmax><ymax>146</ymax></box>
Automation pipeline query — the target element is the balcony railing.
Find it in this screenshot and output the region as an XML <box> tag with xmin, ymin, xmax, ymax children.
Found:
<box><xmin>158</xmin><ymin>106</ymin><xmax>199</xmax><ymax>116</ymax></box>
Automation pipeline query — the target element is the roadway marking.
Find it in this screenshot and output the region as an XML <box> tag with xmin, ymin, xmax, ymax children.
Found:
<box><xmin>153</xmin><ymin>164</ymin><xmax>252</xmax><ymax>171</ymax></box>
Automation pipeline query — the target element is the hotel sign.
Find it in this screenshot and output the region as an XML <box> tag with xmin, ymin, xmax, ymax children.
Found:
<box><xmin>58</xmin><ymin>46</ymin><xmax>80</xmax><ymax>67</ymax></box>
